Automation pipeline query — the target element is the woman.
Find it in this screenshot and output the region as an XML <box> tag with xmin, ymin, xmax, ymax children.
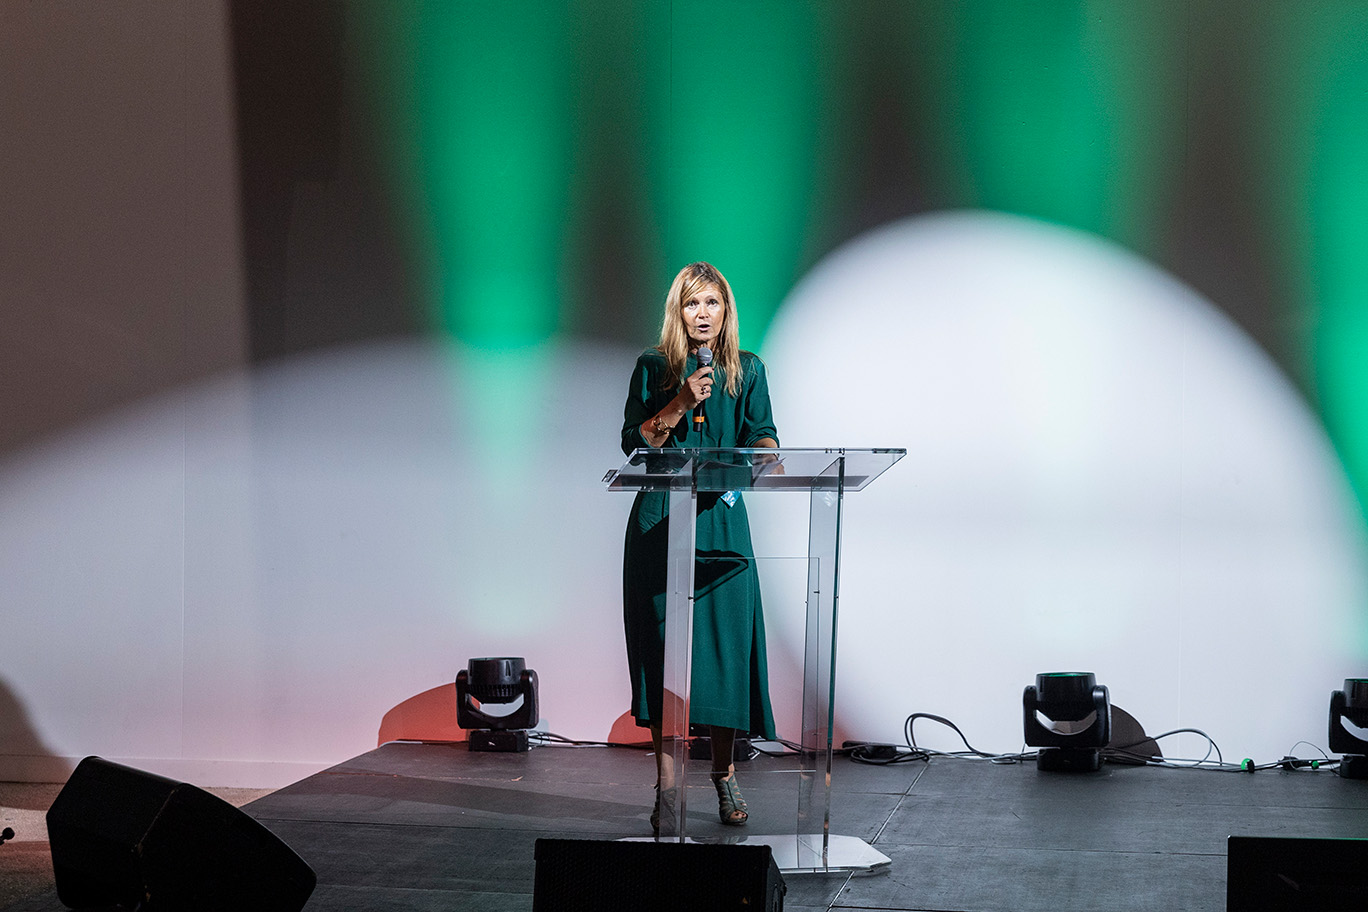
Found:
<box><xmin>620</xmin><ymin>261</ymin><xmax>779</xmax><ymax>832</ymax></box>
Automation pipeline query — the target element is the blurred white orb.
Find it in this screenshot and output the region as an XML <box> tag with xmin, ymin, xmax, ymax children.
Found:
<box><xmin>757</xmin><ymin>211</ymin><xmax>1368</xmax><ymax>762</ymax></box>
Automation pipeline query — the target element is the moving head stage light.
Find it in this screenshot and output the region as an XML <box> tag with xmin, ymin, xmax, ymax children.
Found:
<box><xmin>456</xmin><ymin>657</ymin><xmax>539</xmax><ymax>752</ymax></box>
<box><xmin>1329</xmin><ymin>678</ymin><xmax>1368</xmax><ymax>779</ymax></box>
<box><xmin>1023</xmin><ymin>671</ymin><xmax>1111</xmax><ymax>772</ymax></box>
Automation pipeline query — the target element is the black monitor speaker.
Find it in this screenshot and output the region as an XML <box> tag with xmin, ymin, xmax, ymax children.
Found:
<box><xmin>46</xmin><ymin>756</ymin><xmax>316</xmax><ymax>912</ymax></box>
<box><xmin>533</xmin><ymin>838</ymin><xmax>785</xmax><ymax>912</ymax></box>
<box><xmin>1228</xmin><ymin>835</ymin><xmax>1368</xmax><ymax>911</ymax></box>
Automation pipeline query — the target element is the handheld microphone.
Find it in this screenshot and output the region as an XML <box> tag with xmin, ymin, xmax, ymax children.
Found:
<box><xmin>693</xmin><ymin>346</ymin><xmax>713</xmax><ymax>433</ymax></box>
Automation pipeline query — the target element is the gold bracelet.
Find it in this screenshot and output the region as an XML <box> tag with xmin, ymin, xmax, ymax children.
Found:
<box><xmin>650</xmin><ymin>415</ymin><xmax>673</xmax><ymax>437</ymax></box>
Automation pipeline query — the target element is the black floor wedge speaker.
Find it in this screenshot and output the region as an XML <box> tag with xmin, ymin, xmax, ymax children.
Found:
<box><xmin>45</xmin><ymin>756</ymin><xmax>316</xmax><ymax>912</ymax></box>
<box><xmin>1228</xmin><ymin>835</ymin><xmax>1368</xmax><ymax>911</ymax></box>
<box><xmin>533</xmin><ymin>838</ymin><xmax>785</xmax><ymax>911</ymax></box>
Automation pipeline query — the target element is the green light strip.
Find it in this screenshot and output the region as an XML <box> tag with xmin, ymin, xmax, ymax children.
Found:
<box><xmin>1255</xmin><ymin>4</ymin><xmax>1368</xmax><ymax>522</ymax></box>
<box><xmin>924</xmin><ymin>0</ymin><xmax>1180</xmax><ymax>252</ymax></box>
<box><xmin>349</xmin><ymin>1</ymin><xmax>573</xmax><ymax>349</ymax></box>
<box><xmin>649</xmin><ymin>0</ymin><xmax>834</xmax><ymax>350</ymax></box>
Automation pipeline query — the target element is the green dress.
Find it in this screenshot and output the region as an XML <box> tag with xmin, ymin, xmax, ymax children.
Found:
<box><xmin>621</xmin><ymin>348</ymin><xmax>778</xmax><ymax>738</ymax></box>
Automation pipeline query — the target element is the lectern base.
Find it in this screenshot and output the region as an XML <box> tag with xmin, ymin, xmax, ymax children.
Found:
<box><xmin>622</xmin><ymin>833</ymin><xmax>891</xmax><ymax>875</ymax></box>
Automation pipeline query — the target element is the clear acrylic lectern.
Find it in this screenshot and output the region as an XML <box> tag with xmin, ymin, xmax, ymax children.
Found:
<box><xmin>604</xmin><ymin>447</ymin><xmax>904</xmax><ymax>873</ymax></box>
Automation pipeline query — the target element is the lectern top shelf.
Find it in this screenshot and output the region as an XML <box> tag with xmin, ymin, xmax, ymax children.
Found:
<box><xmin>603</xmin><ymin>447</ymin><xmax>905</xmax><ymax>493</ymax></box>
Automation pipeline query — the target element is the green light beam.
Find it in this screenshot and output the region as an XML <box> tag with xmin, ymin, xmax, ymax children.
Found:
<box><xmin>647</xmin><ymin>0</ymin><xmax>837</xmax><ymax>350</ymax></box>
<box><xmin>920</xmin><ymin>0</ymin><xmax>1182</xmax><ymax>253</ymax></box>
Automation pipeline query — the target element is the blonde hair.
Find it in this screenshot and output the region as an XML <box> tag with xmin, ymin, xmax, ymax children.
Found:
<box><xmin>656</xmin><ymin>262</ymin><xmax>743</xmax><ymax>397</ymax></box>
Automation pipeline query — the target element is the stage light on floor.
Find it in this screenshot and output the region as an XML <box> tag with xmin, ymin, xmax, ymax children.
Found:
<box><xmin>456</xmin><ymin>657</ymin><xmax>539</xmax><ymax>752</ymax></box>
<box><xmin>1328</xmin><ymin>678</ymin><xmax>1368</xmax><ymax>779</ymax></box>
<box><xmin>1023</xmin><ymin>671</ymin><xmax>1111</xmax><ymax>771</ymax></box>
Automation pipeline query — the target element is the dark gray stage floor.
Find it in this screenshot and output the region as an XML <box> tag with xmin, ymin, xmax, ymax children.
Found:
<box><xmin>7</xmin><ymin>740</ymin><xmax>1368</xmax><ymax>911</ymax></box>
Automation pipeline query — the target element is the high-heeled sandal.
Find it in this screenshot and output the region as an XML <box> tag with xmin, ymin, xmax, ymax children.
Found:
<box><xmin>712</xmin><ymin>772</ymin><xmax>748</xmax><ymax>826</ymax></box>
<box><xmin>650</xmin><ymin>785</ymin><xmax>678</xmax><ymax>835</ymax></box>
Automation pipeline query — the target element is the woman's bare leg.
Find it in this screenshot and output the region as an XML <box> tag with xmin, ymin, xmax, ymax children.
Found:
<box><xmin>651</xmin><ymin>724</ymin><xmax>674</xmax><ymax>789</ymax></box>
<box><xmin>709</xmin><ymin>725</ymin><xmax>747</xmax><ymax>824</ymax></box>
<box><xmin>709</xmin><ymin>726</ymin><xmax>737</xmax><ymax>776</ymax></box>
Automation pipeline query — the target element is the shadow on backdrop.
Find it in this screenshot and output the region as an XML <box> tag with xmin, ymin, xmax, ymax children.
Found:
<box><xmin>0</xmin><ymin>676</ymin><xmax>72</xmax><ymax>793</ymax></box>
<box><xmin>230</xmin><ymin>0</ymin><xmax>420</xmax><ymax>363</ymax></box>
<box><xmin>377</xmin><ymin>684</ymin><xmax>468</xmax><ymax>746</ymax></box>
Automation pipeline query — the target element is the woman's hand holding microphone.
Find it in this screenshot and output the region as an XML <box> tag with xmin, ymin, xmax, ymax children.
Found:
<box><xmin>681</xmin><ymin>365</ymin><xmax>714</xmax><ymax>409</ymax></box>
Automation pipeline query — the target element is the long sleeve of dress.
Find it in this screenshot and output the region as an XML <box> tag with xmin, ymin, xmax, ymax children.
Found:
<box><xmin>738</xmin><ymin>355</ymin><xmax>779</xmax><ymax>447</ymax></box>
<box><xmin>620</xmin><ymin>353</ymin><xmax>662</xmax><ymax>456</ymax></box>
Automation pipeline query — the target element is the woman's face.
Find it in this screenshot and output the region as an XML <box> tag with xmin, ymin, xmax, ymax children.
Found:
<box><xmin>681</xmin><ymin>283</ymin><xmax>725</xmax><ymax>349</ymax></box>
